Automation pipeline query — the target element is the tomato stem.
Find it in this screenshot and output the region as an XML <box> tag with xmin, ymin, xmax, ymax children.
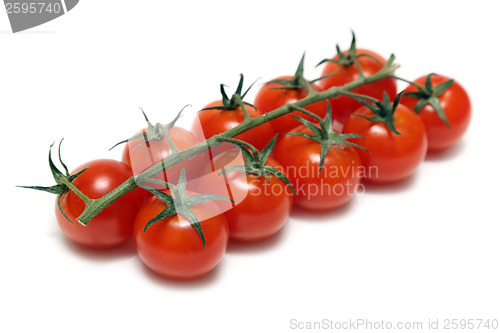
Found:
<box><xmin>338</xmin><ymin>90</ymin><xmax>381</xmax><ymax>104</ymax></box>
<box><xmin>291</xmin><ymin>105</ymin><xmax>324</xmax><ymax>123</ymax></box>
<box><xmin>76</xmin><ymin>56</ymin><xmax>399</xmax><ymax>225</ymax></box>
<box><xmin>232</xmin><ymin>94</ymin><xmax>252</xmax><ymax>120</ymax></box>
<box><xmin>157</xmin><ymin>124</ymin><xmax>179</xmax><ymax>153</ymax></box>
<box><xmin>58</xmin><ymin>177</ymin><xmax>95</xmax><ymax>217</ymax></box>
<box><xmin>215</xmin><ymin>136</ymin><xmax>260</xmax><ymax>156</ymax></box>
<box><xmin>77</xmin><ymin>177</ymin><xmax>137</xmax><ymax>226</ymax></box>
<box><xmin>392</xmin><ymin>75</ymin><xmax>429</xmax><ymax>94</ymax></box>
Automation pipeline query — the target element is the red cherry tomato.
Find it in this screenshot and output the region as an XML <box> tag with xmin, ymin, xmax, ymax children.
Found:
<box><xmin>191</xmin><ymin>101</ymin><xmax>275</xmax><ymax>151</ymax></box>
<box><xmin>399</xmin><ymin>75</ymin><xmax>471</xmax><ymax>152</ymax></box>
<box><xmin>319</xmin><ymin>49</ymin><xmax>397</xmax><ymax>130</ymax></box>
<box><xmin>343</xmin><ymin>104</ymin><xmax>428</xmax><ymax>183</ymax></box>
<box><xmin>56</xmin><ymin>159</ymin><xmax>150</xmax><ymax>249</ymax></box>
<box><xmin>254</xmin><ymin>76</ymin><xmax>327</xmax><ymax>139</ymax></box>
<box><xmin>196</xmin><ymin>151</ymin><xmax>293</xmax><ymax>242</ymax></box>
<box><xmin>133</xmin><ymin>191</ymin><xmax>229</xmax><ymax>279</ymax></box>
<box><xmin>274</xmin><ymin>125</ymin><xmax>362</xmax><ymax>211</ymax></box>
<box><xmin>122</xmin><ymin>126</ymin><xmax>204</xmax><ymax>186</ymax></box>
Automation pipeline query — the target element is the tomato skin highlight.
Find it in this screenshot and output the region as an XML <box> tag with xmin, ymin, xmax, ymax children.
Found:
<box><xmin>122</xmin><ymin>126</ymin><xmax>203</xmax><ymax>187</ymax></box>
<box><xmin>191</xmin><ymin>101</ymin><xmax>276</xmax><ymax>151</ymax></box>
<box><xmin>274</xmin><ymin>125</ymin><xmax>362</xmax><ymax>212</ymax></box>
<box><xmin>399</xmin><ymin>75</ymin><xmax>471</xmax><ymax>152</ymax></box>
<box><xmin>196</xmin><ymin>154</ymin><xmax>293</xmax><ymax>242</ymax></box>
<box><xmin>56</xmin><ymin>159</ymin><xmax>150</xmax><ymax>249</ymax></box>
<box><xmin>319</xmin><ymin>49</ymin><xmax>397</xmax><ymax>129</ymax></box>
<box><xmin>253</xmin><ymin>76</ymin><xmax>327</xmax><ymax>139</ymax></box>
<box><xmin>133</xmin><ymin>192</ymin><xmax>229</xmax><ymax>280</ymax></box>
<box><xmin>343</xmin><ymin>104</ymin><xmax>428</xmax><ymax>183</ymax></box>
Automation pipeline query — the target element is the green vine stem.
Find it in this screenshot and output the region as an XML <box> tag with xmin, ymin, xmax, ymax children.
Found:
<box><xmin>59</xmin><ymin>177</ymin><xmax>93</xmax><ymax>205</ymax></box>
<box><xmin>76</xmin><ymin>55</ymin><xmax>399</xmax><ymax>226</ymax></box>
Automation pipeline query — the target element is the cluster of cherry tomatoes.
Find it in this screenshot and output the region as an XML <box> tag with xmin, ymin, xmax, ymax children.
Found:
<box><xmin>28</xmin><ymin>34</ymin><xmax>471</xmax><ymax>280</ymax></box>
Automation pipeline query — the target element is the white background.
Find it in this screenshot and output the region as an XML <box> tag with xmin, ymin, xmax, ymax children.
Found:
<box><xmin>1</xmin><ymin>1</ymin><xmax>499</xmax><ymax>332</ymax></box>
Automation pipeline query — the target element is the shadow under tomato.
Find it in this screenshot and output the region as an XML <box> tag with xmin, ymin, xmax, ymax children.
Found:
<box><xmin>290</xmin><ymin>196</ymin><xmax>356</xmax><ymax>222</ymax></box>
<box><xmin>225</xmin><ymin>224</ymin><xmax>289</xmax><ymax>255</ymax></box>
<box><xmin>425</xmin><ymin>140</ymin><xmax>466</xmax><ymax>162</ymax></box>
<box><xmin>60</xmin><ymin>235</ymin><xmax>137</xmax><ymax>262</ymax></box>
<box><xmin>361</xmin><ymin>172</ymin><xmax>418</xmax><ymax>194</ymax></box>
<box><xmin>136</xmin><ymin>256</ymin><xmax>224</xmax><ymax>288</ymax></box>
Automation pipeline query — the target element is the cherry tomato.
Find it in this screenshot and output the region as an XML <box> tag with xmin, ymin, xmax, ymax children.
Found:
<box><xmin>122</xmin><ymin>126</ymin><xmax>204</xmax><ymax>187</ymax></box>
<box><xmin>274</xmin><ymin>125</ymin><xmax>362</xmax><ymax>211</ymax></box>
<box><xmin>253</xmin><ymin>76</ymin><xmax>327</xmax><ymax>139</ymax></box>
<box><xmin>56</xmin><ymin>159</ymin><xmax>150</xmax><ymax>249</ymax></box>
<box><xmin>196</xmin><ymin>151</ymin><xmax>293</xmax><ymax>242</ymax></box>
<box><xmin>399</xmin><ymin>75</ymin><xmax>471</xmax><ymax>152</ymax></box>
<box><xmin>133</xmin><ymin>191</ymin><xmax>229</xmax><ymax>279</ymax></box>
<box><xmin>191</xmin><ymin>101</ymin><xmax>275</xmax><ymax>151</ymax></box>
<box><xmin>319</xmin><ymin>49</ymin><xmax>397</xmax><ymax>130</ymax></box>
<box><xmin>343</xmin><ymin>104</ymin><xmax>428</xmax><ymax>183</ymax></box>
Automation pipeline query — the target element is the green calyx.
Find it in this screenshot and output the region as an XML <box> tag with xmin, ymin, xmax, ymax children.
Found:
<box><xmin>267</xmin><ymin>52</ymin><xmax>310</xmax><ymax>93</ymax></box>
<box><xmin>285</xmin><ymin>103</ymin><xmax>368</xmax><ymax>174</ymax></box>
<box><xmin>214</xmin><ymin>135</ymin><xmax>296</xmax><ymax>195</ymax></box>
<box><xmin>110</xmin><ymin>106</ymin><xmax>188</xmax><ymax>152</ymax></box>
<box><xmin>202</xmin><ymin>74</ymin><xmax>258</xmax><ymax>115</ymax></box>
<box><xmin>346</xmin><ymin>90</ymin><xmax>405</xmax><ymax>135</ymax></box>
<box><xmin>400</xmin><ymin>73</ymin><xmax>453</xmax><ymax>128</ymax></box>
<box><xmin>267</xmin><ymin>52</ymin><xmax>337</xmax><ymax>93</ymax></box>
<box><xmin>139</xmin><ymin>168</ymin><xmax>232</xmax><ymax>248</ymax></box>
<box><xmin>18</xmin><ymin>139</ymin><xmax>89</xmax><ymax>224</ymax></box>
<box><xmin>317</xmin><ymin>31</ymin><xmax>381</xmax><ymax>71</ymax></box>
